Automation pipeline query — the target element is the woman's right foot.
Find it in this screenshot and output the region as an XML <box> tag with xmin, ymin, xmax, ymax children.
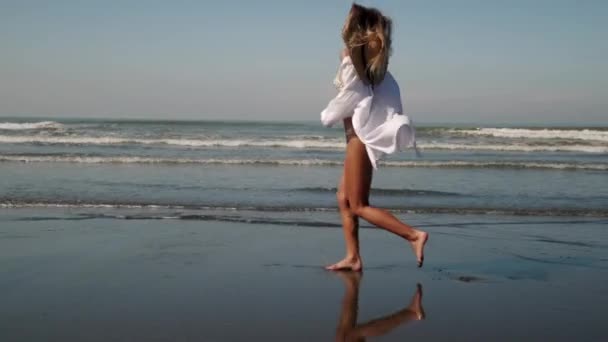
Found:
<box><xmin>410</xmin><ymin>231</ymin><xmax>429</xmax><ymax>268</ymax></box>
<box><xmin>325</xmin><ymin>257</ymin><xmax>362</xmax><ymax>271</ymax></box>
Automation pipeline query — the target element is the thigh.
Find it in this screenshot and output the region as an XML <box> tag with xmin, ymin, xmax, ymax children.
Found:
<box><xmin>344</xmin><ymin>137</ymin><xmax>372</xmax><ymax>207</ymax></box>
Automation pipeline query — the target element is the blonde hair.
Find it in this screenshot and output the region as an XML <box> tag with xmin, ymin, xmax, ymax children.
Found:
<box><xmin>341</xmin><ymin>3</ymin><xmax>393</xmax><ymax>86</ymax></box>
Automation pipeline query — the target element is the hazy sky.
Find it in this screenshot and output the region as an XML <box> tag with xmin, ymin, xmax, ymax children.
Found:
<box><xmin>1</xmin><ymin>0</ymin><xmax>606</xmax><ymax>123</ymax></box>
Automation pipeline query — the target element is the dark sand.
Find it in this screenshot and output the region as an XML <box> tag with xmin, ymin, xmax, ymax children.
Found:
<box><xmin>1</xmin><ymin>209</ymin><xmax>607</xmax><ymax>341</ymax></box>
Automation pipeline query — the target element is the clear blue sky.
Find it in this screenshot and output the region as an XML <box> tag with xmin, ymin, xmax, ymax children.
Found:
<box><xmin>1</xmin><ymin>0</ymin><xmax>606</xmax><ymax>124</ymax></box>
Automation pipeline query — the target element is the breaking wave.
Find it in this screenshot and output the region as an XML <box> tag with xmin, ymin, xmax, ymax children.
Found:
<box><xmin>1</xmin><ymin>154</ymin><xmax>606</xmax><ymax>170</ymax></box>
<box><xmin>1</xmin><ymin>134</ymin><xmax>607</xmax><ymax>153</ymax></box>
<box><xmin>456</xmin><ymin>128</ymin><xmax>608</xmax><ymax>142</ymax></box>
<box><xmin>0</xmin><ymin>121</ymin><xmax>64</xmax><ymax>130</ymax></box>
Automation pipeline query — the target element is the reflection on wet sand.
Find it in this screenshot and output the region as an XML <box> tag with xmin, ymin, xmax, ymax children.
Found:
<box><xmin>334</xmin><ymin>272</ymin><xmax>425</xmax><ymax>342</ymax></box>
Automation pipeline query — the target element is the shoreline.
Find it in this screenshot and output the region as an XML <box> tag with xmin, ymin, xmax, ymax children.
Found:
<box><xmin>2</xmin><ymin>203</ymin><xmax>608</xmax><ymax>218</ymax></box>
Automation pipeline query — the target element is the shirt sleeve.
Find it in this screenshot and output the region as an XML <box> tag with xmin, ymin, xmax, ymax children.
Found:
<box><xmin>320</xmin><ymin>60</ymin><xmax>368</xmax><ymax>128</ymax></box>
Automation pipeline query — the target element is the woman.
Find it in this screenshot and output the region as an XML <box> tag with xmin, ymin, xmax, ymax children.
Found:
<box><xmin>321</xmin><ymin>3</ymin><xmax>428</xmax><ymax>271</ymax></box>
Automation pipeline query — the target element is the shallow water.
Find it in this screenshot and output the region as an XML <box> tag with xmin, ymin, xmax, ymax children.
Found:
<box><xmin>1</xmin><ymin>118</ymin><xmax>607</xmax><ymax>217</ymax></box>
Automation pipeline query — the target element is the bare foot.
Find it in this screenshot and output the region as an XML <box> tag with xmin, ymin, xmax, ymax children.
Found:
<box><xmin>325</xmin><ymin>257</ymin><xmax>363</xmax><ymax>272</ymax></box>
<box><xmin>410</xmin><ymin>231</ymin><xmax>429</xmax><ymax>268</ymax></box>
<box><xmin>408</xmin><ymin>283</ymin><xmax>426</xmax><ymax>320</ymax></box>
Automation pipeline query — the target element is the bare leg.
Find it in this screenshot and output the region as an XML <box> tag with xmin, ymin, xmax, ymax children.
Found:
<box><xmin>334</xmin><ymin>273</ymin><xmax>425</xmax><ymax>341</ymax></box>
<box><xmin>326</xmin><ymin>174</ymin><xmax>362</xmax><ymax>271</ymax></box>
<box><xmin>351</xmin><ymin>283</ymin><xmax>425</xmax><ymax>339</ymax></box>
<box><xmin>344</xmin><ymin>138</ymin><xmax>429</xmax><ymax>267</ymax></box>
<box><xmin>334</xmin><ymin>271</ymin><xmax>361</xmax><ymax>342</ymax></box>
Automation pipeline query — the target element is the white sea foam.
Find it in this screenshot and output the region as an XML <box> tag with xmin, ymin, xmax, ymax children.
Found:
<box><xmin>0</xmin><ymin>202</ymin><xmax>160</xmax><ymax>209</ymax></box>
<box><xmin>385</xmin><ymin>160</ymin><xmax>608</xmax><ymax>170</ymax></box>
<box><xmin>1</xmin><ymin>134</ymin><xmax>607</xmax><ymax>153</ymax></box>
<box><xmin>457</xmin><ymin>128</ymin><xmax>608</xmax><ymax>142</ymax></box>
<box><xmin>1</xmin><ymin>201</ymin><xmax>605</xmax><ymax>217</ymax></box>
<box><xmin>0</xmin><ymin>121</ymin><xmax>64</xmax><ymax>130</ymax></box>
<box><xmin>0</xmin><ymin>135</ymin><xmax>345</xmax><ymax>149</ymax></box>
<box><xmin>1</xmin><ymin>155</ymin><xmax>606</xmax><ymax>170</ymax></box>
<box><xmin>420</xmin><ymin>142</ymin><xmax>608</xmax><ymax>153</ymax></box>
<box><xmin>0</xmin><ymin>155</ymin><xmax>341</xmax><ymax>166</ymax></box>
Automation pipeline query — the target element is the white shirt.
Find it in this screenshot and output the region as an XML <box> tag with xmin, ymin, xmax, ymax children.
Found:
<box><xmin>321</xmin><ymin>56</ymin><xmax>417</xmax><ymax>169</ymax></box>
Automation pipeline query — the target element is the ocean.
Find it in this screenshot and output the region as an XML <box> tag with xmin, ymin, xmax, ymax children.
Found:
<box><xmin>1</xmin><ymin>118</ymin><xmax>607</xmax><ymax>221</ymax></box>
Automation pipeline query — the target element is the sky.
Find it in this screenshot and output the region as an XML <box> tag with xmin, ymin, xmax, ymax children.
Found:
<box><xmin>1</xmin><ymin>0</ymin><xmax>606</xmax><ymax>124</ymax></box>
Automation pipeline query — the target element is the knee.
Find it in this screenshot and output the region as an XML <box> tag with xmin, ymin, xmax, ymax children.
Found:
<box><xmin>349</xmin><ymin>203</ymin><xmax>368</xmax><ymax>217</ymax></box>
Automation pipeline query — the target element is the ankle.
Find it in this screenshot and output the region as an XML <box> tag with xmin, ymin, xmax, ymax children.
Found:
<box><xmin>410</xmin><ymin>230</ymin><xmax>425</xmax><ymax>241</ymax></box>
<box><xmin>345</xmin><ymin>255</ymin><xmax>361</xmax><ymax>262</ymax></box>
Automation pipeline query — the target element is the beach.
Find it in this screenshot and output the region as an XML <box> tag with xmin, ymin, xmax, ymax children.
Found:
<box><xmin>1</xmin><ymin>208</ymin><xmax>607</xmax><ymax>341</ymax></box>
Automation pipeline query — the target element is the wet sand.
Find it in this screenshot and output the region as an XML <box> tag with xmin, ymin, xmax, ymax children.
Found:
<box><xmin>1</xmin><ymin>209</ymin><xmax>607</xmax><ymax>341</ymax></box>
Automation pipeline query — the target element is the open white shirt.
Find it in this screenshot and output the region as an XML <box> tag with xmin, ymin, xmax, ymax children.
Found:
<box><xmin>321</xmin><ymin>56</ymin><xmax>417</xmax><ymax>169</ymax></box>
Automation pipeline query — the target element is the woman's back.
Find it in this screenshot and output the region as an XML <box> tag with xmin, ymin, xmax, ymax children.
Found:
<box><xmin>371</xmin><ymin>71</ymin><xmax>403</xmax><ymax>119</ymax></box>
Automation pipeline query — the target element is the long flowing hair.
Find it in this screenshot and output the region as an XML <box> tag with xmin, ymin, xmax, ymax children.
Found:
<box><xmin>341</xmin><ymin>3</ymin><xmax>393</xmax><ymax>86</ymax></box>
